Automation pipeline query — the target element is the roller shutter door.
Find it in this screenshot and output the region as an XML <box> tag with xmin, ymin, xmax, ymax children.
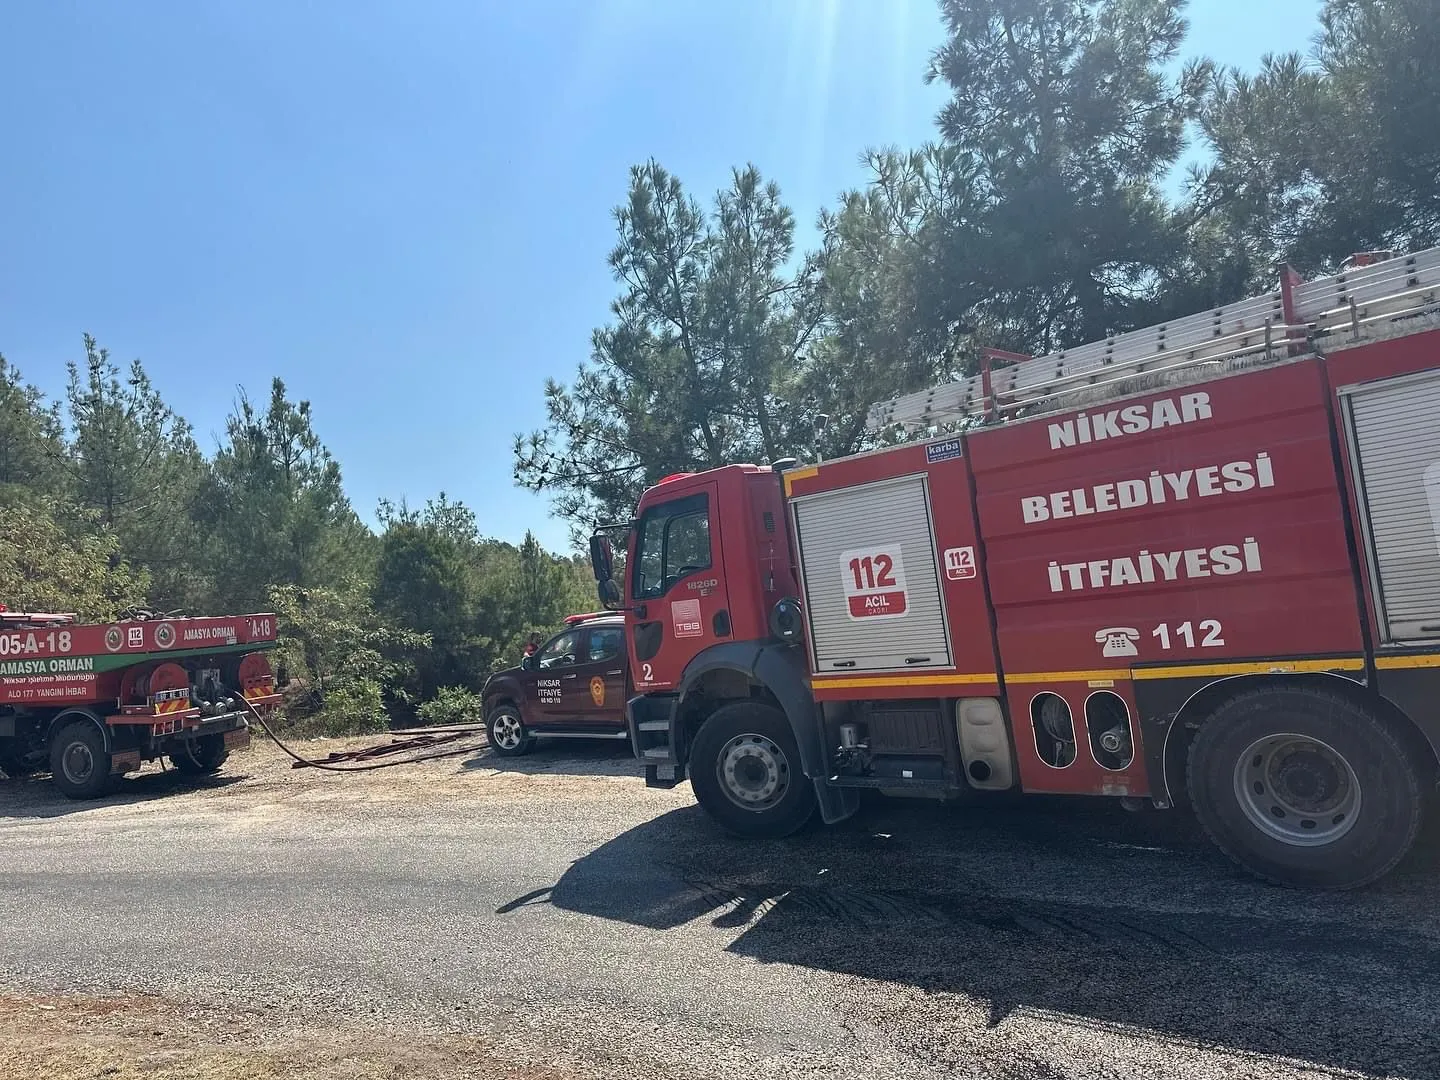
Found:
<box><xmin>791</xmin><ymin>474</ymin><xmax>952</xmax><ymax>673</ymax></box>
<box><xmin>1343</xmin><ymin>368</ymin><xmax>1440</xmax><ymax>642</ymax></box>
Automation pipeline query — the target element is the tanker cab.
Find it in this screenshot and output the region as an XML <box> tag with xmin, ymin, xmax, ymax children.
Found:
<box><xmin>621</xmin><ymin>476</ymin><xmax>733</xmax><ymax>692</ymax></box>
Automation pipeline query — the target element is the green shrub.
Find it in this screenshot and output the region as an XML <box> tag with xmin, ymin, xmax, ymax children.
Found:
<box><xmin>416</xmin><ymin>685</ymin><xmax>486</xmax><ymax>728</ymax></box>
<box><xmin>302</xmin><ymin>678</ymin><xmax>390</xmax><ymax>737</ymax></box>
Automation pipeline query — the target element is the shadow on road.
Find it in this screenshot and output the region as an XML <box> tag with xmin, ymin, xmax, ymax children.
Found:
<box><xmin>530</xmin><ymin>797</ymin><xmax>1440</xmax><ymax>1077</ymax></box>
<box><xmin>461</xmin><ymin>740</ymin><xmax>641</xmax><ymax>778</ymax></box>
<box><xmin>0</xmin><ymin>769</ymin><xmax>245</xmax><ymax>819</ymax></box>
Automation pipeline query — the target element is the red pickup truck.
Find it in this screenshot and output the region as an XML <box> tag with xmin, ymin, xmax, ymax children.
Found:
<box><xmin>479</xmin><ymin>613</ymin><xmax>629</xmax><ymax>755</ymax></box>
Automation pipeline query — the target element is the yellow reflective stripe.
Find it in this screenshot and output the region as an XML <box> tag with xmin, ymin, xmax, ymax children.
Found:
<box><xmin>810</xmin><ymin>672</ymin><xmax>997</xmax><ymax>690</ymax></box>
<box><xmin>1002</xmin><ymin>658</ymin><xmax>1366</xmax><ymax>686</ymax></box>
<box><xmin>1131</xmin><ymin>657</ymin><xmax>1365</xmax><ymax>680</ymax></box>
<box><xmin>808</xmin><ymin>657</ymin><xmax>1379</xmax><ymax>692</ymax></box>
<box><xmin>1375</xmin><ymin>653</ymin><xmax>1440</xmax><ymax>670</ymax></box>
<box><xmin>1004</xmin><ymin>670</ymin><xmax>1131</xmax><ymax>684</ymax></box>
<box><xmin>782</xmin><ymin>466</ymin><xmax>819</xmax><ymax>496</ymax></box>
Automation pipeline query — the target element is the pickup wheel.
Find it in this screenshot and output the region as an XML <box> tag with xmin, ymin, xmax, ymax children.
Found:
<box><xmin>690</xmin><ymin>702</ymin><xmax>816</xmax><ymax>839</ymax></box>
<box><xmin>486</xmin><ymin>705</ymin><xmax>535</xmax><ymax>757</ymax></box>
<box><xmin>1187</xmin><ymin>686</ymin><xmax>1424</xmax><ymax>890</ymax></box>
<box><xmin>169</xmin><ymin>734</ymin><xmax>229</xmax><ymax>775</ymax></box>
<box><xmin>49</xmin><ymin>721</ymin><xmax>114</xmax><ymax>800</ymax></box>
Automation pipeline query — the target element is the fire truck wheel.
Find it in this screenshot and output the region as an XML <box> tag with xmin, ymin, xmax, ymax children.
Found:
<box><xmin>49</xmin><ymin>721</ymin><xmax>114</xmax><ymax>800</ymax></box>
<box><xmin>169</xmin><ymin>734</ymin><xmax>229</xmax><ymax>775</ymax></box>
<box><xmin>1187</xmin><ymin>686</ymin><xmax>1424</xmax><ymax>890</ymax></box>
<box><xmin>486</xmin><ymin>705</ymin><xmax>534</xmax><ymax>757</ymax></box>
<box><xmin>690</xmin><ymin>702</ymin><xmax>816</xmax><ymax>839</ymax></box>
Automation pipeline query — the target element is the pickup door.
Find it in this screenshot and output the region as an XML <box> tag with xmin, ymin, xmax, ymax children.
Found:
<box><xmin>525</xmin><ymin>625</ymin><xmax>627</xmax><ymax>730</ymax></box>
<box><xmin>564</xmin><ymin>625</ymin><xmax>627</xmax><ymax>727</ymax></box>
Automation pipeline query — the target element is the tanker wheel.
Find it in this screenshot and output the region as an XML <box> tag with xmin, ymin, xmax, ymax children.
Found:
<box><xmin>169</xmin><ymin>734</ymin><xmax>229</xmax><ymax>776</ymax></box>
<box><xmin>49</xmin><ymin>721</ymin><xmax>114</xmax><ymax>800</ymax></box>
<box><xmin>1187</xmin><ymin>685</ymin><xmax>1424</xmax><ymax>890</ymax></box>
<box><xmin>689</xmin><ymin>702</ymin><xmax>816</xmax><ymax>839</ymax></box>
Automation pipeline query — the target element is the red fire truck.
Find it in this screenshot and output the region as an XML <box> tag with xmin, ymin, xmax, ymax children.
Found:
<box><xmin>0</xmin><ymin>608</ymin><xmax>281</xmax><ymax>798</ymax></box>
<box><xmin>589</xmin><ymin>247</ymin><xmax>1440</xmax><ymax>890</ymax></box>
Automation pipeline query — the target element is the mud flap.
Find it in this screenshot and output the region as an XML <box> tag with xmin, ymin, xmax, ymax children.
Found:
<box><xmin>814</xmin><ymin>779</ymin><xmax>860</xmax><ymax>824</ymax></box>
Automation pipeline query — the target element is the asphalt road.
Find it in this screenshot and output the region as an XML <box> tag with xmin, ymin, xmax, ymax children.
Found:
<box><xmin>3</xmin><ymin>739</ymin><xmax>1439</xmax><ymax>1079</ymax></box>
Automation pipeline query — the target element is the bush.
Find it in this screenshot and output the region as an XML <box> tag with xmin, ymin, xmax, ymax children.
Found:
<box><xmin>416</xmin><ymin>686</ymin><xmax>486</xmax><ymax>728</ymax></box>
<box><xmin>296</xmin><ymin>678</ymin><xmax>391</xmax><ymax>738</ymax></box>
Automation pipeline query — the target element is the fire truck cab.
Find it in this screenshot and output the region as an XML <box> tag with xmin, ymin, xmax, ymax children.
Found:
<box><xmin>591</xmin><ymin>247</ymin><xmax>1440</xmax><ymax>890</ymax></box>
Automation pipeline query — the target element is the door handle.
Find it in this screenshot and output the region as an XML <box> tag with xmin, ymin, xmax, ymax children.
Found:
<box><xmin>607</xmin><ymin>670</ymin><xmax>623</xmax><ymax>676</ymax></box>
<box><xmin>562</xmin><ymin>674</ymin><xmax>577</xmax><ymax>680</ymax></box>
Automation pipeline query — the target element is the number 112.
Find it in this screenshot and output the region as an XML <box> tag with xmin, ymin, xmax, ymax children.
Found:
<box><xmin>1152</xmin><ymin>620</ymin><xmax>1225</xmax><ymax>649</ymax></box>
<box><xmin>849</xmin><ymin>554</ymin><xmax>897</xmax><ymax>590</ymax></box>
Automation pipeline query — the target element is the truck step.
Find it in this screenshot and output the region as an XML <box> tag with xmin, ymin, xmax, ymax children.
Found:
<box><xmin>637</xmin><ymin>720</ymin><xmax>669</xmax><ymax>731</ymax></box>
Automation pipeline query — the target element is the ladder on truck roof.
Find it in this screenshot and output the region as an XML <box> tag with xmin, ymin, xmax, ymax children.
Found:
<box><xmin>0</xmin><ymin>609</ymin><xmax>76</xmax><ymax>626</ymax></box>
<box><xmin>867</xmin><ymin>246</ymin><xmax>1440</xmax><ymax>432</ymax></box>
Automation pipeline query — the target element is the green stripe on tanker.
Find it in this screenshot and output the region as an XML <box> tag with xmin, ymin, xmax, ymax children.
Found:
<box><xmin>0</xmin><ymin>639</ymin><xmax>272</xmax><ymax>678</ymax></box>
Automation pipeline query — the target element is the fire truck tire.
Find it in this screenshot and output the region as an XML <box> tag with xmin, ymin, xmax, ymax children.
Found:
<box><xmin>1187</xmin><ymin>686</ymin><xmax>1423</xmax><ymax>890</ymax></box>
<box><xmin>49</xmin><ymin>721</ymin><xmax>114</xmax><ymax>800</ymax></box>
<box><xmin>486</xmin><ymin>705</ymin><xmax>535</xmax><ymax>757</ymax></box>
<box><xmin>689</xmin><ymin>702</ymin><xmax>816</xmax><ymax>839</ymax></box>
<box><xmin>169</xmin><ymin>734</ymin><xmax>229</xmax><ymax>775</ymax></box>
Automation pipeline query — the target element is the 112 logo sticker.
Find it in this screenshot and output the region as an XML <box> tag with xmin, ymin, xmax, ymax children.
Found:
<box><xmin>840</xmin><ymin>545</ymin><xmax>909</xmax><ymax>620</ymax></box>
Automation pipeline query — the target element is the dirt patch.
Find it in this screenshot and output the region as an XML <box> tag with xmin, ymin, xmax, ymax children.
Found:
<box><xmin>0</xmin><ymin>991</ymin><xmax>587</xmax><ymax>1080</ymax></box>
<box><xmin>238</xmin><ymin>732</ymin><xmax>649</xmax><ymax>804</ymax></box>
<box><xmin>0</xmin><ymin>729</ymin><xmax>657</xmax><ymax>820</ymax></box>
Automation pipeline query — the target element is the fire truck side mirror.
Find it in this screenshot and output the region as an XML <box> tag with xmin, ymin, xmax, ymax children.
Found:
<box><xmin>598</xmin><ymin>578</ymin><xmax>622</xmax><ymax>609</ymax></box>
<box><xmin>590</xmin><ymin>533</ymin><xmax>614</xmax><ymax>580</ymax></box>
<box><xmin>590</xmin><ymin>532</ymin><xmax>623</xmax><ymax>610</ymax></box>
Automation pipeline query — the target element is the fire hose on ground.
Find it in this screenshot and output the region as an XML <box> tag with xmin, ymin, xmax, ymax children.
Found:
<box><xmin>235</xmin><ymin>693</ymin><xmax>492</xmax><ymax>772</ymax></box>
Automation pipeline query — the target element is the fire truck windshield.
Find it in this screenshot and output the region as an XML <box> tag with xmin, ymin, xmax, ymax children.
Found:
<box><xmin>631</xmin><ymin>493</ymin><xmax>711</xmax><ymax>600</ymax></box>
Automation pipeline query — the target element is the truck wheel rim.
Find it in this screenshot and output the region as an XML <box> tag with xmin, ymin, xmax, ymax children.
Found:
<box><xmin>62</xmin><ymin>742</ymin><xmax>95</xmax><ymax>785</ymax></box>
<box><xmin>717</xmin><ymin>733</ymin><xmax>789</xmax><ymax>812</ymax></box>
<box><xmin>1233</xmin><ymin>733</ymin><xmax>1361</xmax><ymax>847</ymax></box>
<box><xmin>492</xmin><ymin>714</ymin><xmax>522</xmax><ymax>750</ymax></box>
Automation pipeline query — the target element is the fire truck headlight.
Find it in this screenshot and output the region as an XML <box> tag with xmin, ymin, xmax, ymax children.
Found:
<box><xmin>769</xmin><ymin>597</ymin><xmax>803</xmax><ymax>643</ymax></box>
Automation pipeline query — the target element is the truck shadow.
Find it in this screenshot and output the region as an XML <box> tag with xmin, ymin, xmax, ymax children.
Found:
<box><xmin>0</xmin><ymin>770</ymin><xmax>245</xmax><ymax>819</ymax></box>
<box><xmin>539</xmin><ymin>798</ymin><xmax>1440</xmax><ymax>1077</ymax></box>
<box><xmin>461</xmin><ymin>741</ymin><xmax>642</xmax><ymax>778</ymax></box>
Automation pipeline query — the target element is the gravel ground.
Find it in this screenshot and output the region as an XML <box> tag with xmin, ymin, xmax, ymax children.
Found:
<box><xmin>2</xmin><ymin>734</ymin><xmax>1439</xmax><ymax>1079</ymax></box>
<box><xmin>0</xmin><ymin>990</ymin><xmax>577</xmax><ymax>1080</ymax></box>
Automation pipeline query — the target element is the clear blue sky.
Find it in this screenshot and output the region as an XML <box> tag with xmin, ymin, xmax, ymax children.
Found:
<box><xmin>1</xmin><ymin>0</ymin><xmax>1321</xmax><ymax>553</ymax></box>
